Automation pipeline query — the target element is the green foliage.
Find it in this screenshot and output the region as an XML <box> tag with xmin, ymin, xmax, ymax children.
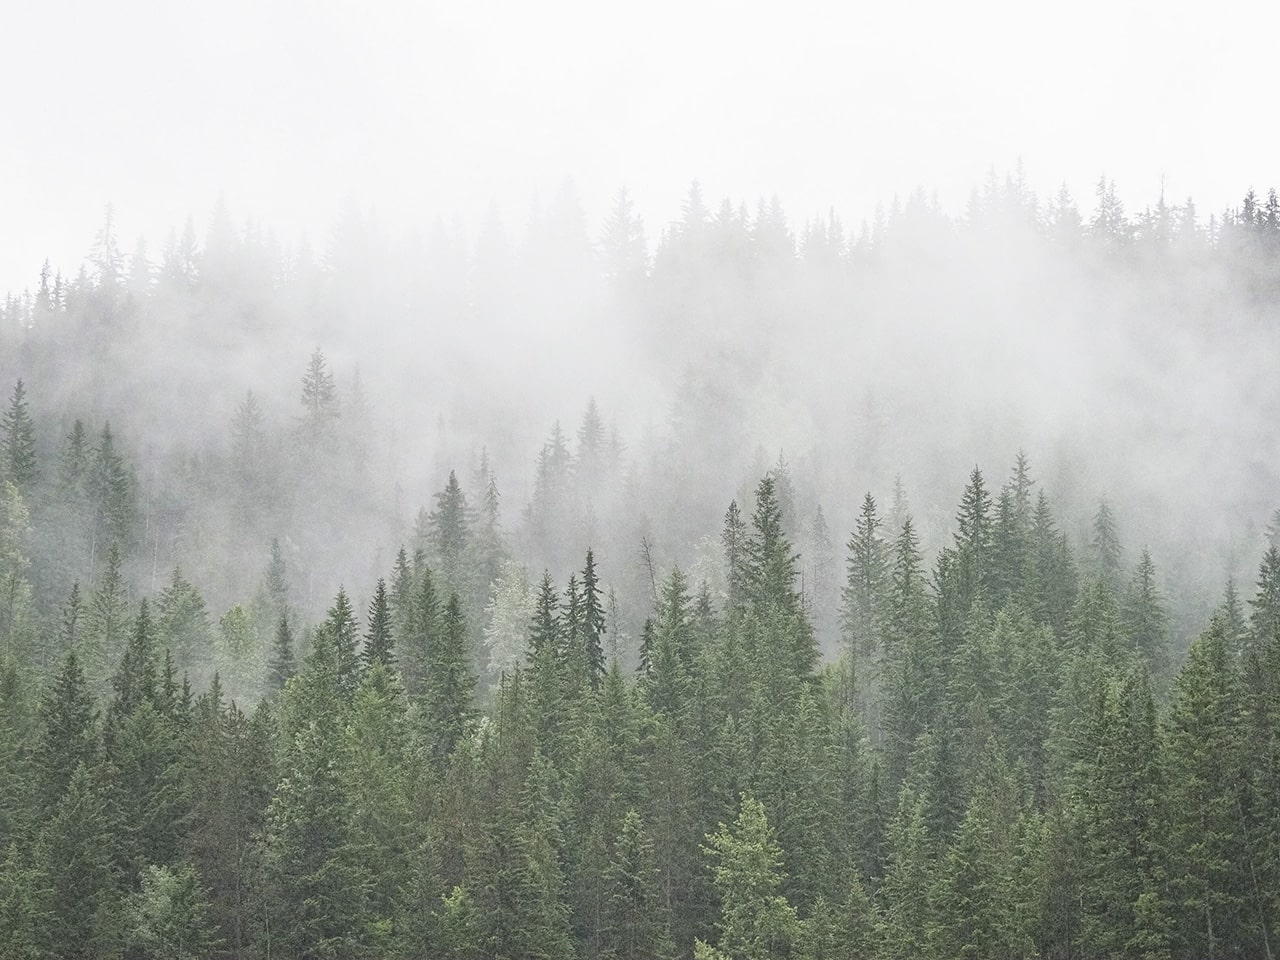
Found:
<box><xmin>125</xmin><ymin>864</ymin><xmax>219</xmax><ymax>960</ymax></box>
<box><xmin>703</xmin><ymin>795</ymin><xmax>803</xmax><ymax>960</ymax></box>
<box><xmin>0</xmin><ymin>381</ymin><xmax>38</xmax><ymax>492</ymax></box>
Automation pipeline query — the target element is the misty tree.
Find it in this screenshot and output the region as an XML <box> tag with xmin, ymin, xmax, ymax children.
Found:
<box><xmin>1091</xmin><ymin>498</ymin><xmax>1124</xmax><ymax>589</ymax></box>
<box><xmin>298</xmin><ymin>347</ymin><xmax>339</xmax><ymax>445</ymax></box>
<box><xmin>0</xmin><ymin>380</ymin><xmax>37</xmax><ymax>491</ymax></box>
<box><xmin>88</xmin><ymin>423</ymin><xmax>136</xmax><ymax>560</ymax></box>
<box><xmin>600</xmin><ymin>188</ymin><xmax>648</xmax><ymax>284</ymax></box>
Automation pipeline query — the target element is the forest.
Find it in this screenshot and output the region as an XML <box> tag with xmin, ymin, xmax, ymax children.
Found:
<box><xmin>1</xmin><ymin>176</ymin><xmax>1280</xmax><ymax>959</ymax></box>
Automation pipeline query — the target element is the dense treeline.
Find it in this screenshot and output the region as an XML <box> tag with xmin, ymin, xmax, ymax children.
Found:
<box><xmin>2</xmin><ymin>177</ymin><xmax>1280</xmax><ymax>633</ymax></box>
<box><xmin>2</xmin><ymin>411</ymin><xmax>1280</xmax><ymax>958</ymax></box>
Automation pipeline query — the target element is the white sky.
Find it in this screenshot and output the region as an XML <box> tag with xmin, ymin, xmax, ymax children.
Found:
<box><xmin>2</xmin><ymin>0</ymin><xmax>1277</xmax><ymax>294</ymax></box>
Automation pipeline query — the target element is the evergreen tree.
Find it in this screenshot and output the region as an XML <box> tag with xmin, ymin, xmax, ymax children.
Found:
<box><xmin>298</xmin><ymin>347</ymin><xmax>340</xmax><ymax>444</ymax></box>
<box><xmin>40</xmin><ymin>763</ymin><xmax>122</xmax><ymax>960</ymax></box>
<box><xmin>1124</xmin><ymin>548</ymin><xmax>1170</xmax><ymax>677</ymax></box>
<box><xmin>841</xmin><ymin>492</ymin><xmax>888</xmax><ymax>663</ymax></box>
<box><xmin>362</xmin><ymin>578</ymin><xmax>394</xmax><ymax>669</ymax></box>
<box><xmin>1164</xmin><ymin>617</ymin><xmax>1252</xmax><ymax>959</ymax></box>
<box><xmin>1091</xmin><ymin>498</ymin><xmax>1124</xmax><ymax>590</ymax></box>
<box><xmin>266</xmin><ymin>657</ymin><xmax>371</xmax><ymax>959</ymax></box>
<box><xmin>745</xmin><ymin>475</ymin><xmax>802</xmax><ymax>616</ymax></box>
<box><xmin>722</xmin><ymin>500</ymin><xmax>750</xmax><ymax>617</ymax></box>
<box><xmin>35</xmin><ymin>651</ymin><xmax>98</xmax><ymax>809</ymax></box>
<box><xmin>0</xmin><ymin>380</ymin><xmax>37</xmax><ymax>491</ymax></box>
<box><xmin>581</xmin><ymin>549</ymin><xmax>608</xmax><ymax>691</ymax></box>
<box><xmin>422</xmin><ymin>593</ymin><xmax>477</xmax><ymax>762</ymax></box>
<box><xmin>953</xmin><ymin>465</ymin><xmax>995</xmax><ymax>608</ymax></box>
<box><xmin>602</xmin><ymin>810</ymin><xmax>673</xmax><ymax>960</ymax></box>
<box><xmin>267</xmin><ymin>614</ymin><xmax>296</xmax><ymax>691</ymax></box>
<box><xmin>429</xmin><ymin>470</ymin><xmax>471</xmax><ymax>584</ymax></box>
<box><xmin>88</xmin><ymin>423</ymin><xmax>136</xmax><ymax>556</ymax></box>
<box><xmin>701</xmin><ymin>795</ymin><xmax>803</xmax><ymax>960</ymax></box>
<box><xmin>125</xmin><ymin>863</ymin><xmax>219</xmax><ymax>960</ymax></box>
<box><xmin>311</xmin><ymin>588</ymin><xmax>361</xmax><ymax>702</ymax></box>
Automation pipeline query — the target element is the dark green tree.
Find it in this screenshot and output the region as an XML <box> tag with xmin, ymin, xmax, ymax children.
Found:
<box><xmin>362</xmin><ymin>578</ymin><xmax>394</xmax><ymax>669</ymax></box>
<box><xmin>0</xmin><ymin>380</ymin><xmax>37</xmax><ymax>491</ymax></box>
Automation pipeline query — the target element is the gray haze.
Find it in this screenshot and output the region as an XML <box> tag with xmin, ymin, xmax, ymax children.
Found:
<box><xmin>3</xmin><ymin>0</ymin><xmax>1278</xmax><ymax>294</ymax></box>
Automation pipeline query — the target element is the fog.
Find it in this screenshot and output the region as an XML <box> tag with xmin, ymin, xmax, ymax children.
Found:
<box><xmin>3</xmin><ymin>1</ymin><xmax>1280</xmax><ymax>678</ymax></box>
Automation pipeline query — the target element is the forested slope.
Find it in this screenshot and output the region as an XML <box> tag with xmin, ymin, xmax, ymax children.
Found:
<box><xmin>1</xmin><ymin>178</ymin><xmax>1280</xmax><ymax>959</ymax></box>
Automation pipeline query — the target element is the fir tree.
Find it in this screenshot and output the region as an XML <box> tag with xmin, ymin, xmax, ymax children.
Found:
<box><xmin>581</xmin><ymin>549</ymin><xmax>607</xmax><ymax>691</ymax></box>
<box><xmin>267</xmin><ymin>615</ymin><xmax>296</xmax><ymax>691</ymax></box>
<box><xmin>362</xmin><ymin>578</ymin><xmax>394</xmax><ymax>669</ymax></box>
<box><xmin>0</xmin><ymin>380</ymin><xmax>37</xmax><ymax>491</ymax></box>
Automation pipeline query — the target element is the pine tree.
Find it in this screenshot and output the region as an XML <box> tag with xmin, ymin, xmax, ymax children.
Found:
<box><xmin>36</xmin><ymin>651</ymin><xmax>98</xmax><ymax>809</ymax></box>
<box><xmin>41</xmin><ymin>763</ymin><xmax>122</xmax><ymax>960</ymax></box>
<box><xmin>89</xmin><ymin>423</ymin><xmax>136</xmax><ymax>555</ymax></box>
<box><xmin>1250</xmin><ymin>545</ymin><xmax>1280</xmax><ymax>647</ymax></box>
<box><xmin>581</xmin><ymin>549</ymin><xmax>607</xmax><ymax>691</ymax></box>
<box><xmin>841</xmin><ymin>492</ymin><xmax>888</xmax><ymax>665</ymax></box>
<box><xmin>722</xmin><ymin>501</ymin><xmax>750</xmax><ymax>617</ymax></box>
<box><xmin>110</xmin><ymin>599</ymin><xmax>158</xmax><ymax>722</ymax></box>
<box><xmin>602</xmin><ymin>810</ymin><xmax>673</xmax><ymax>960</ymax></box>
<box><xmin>267</xmin><ymin>615</ymin><xmax>296</xmax><ymax>691</ymax></box>
<box><xmin>429</xmin><ymin>470</ymin><xmax>471</xmax><ymax>583</ymax></box>
<box><xmin>1124</xmin><ymin>548</ymin><xmax>1170</xmax><ymax>677</ymax></box>
<box><xmin>701</xmin><ymin>795</ymin><xmax>802</xmax><ymax>960</ymax></box>
<box><xmin>156</xmin><ymin>567</ymin><xmax>213</xmax><ymax>677</ymax></box>
<box><xmin>311</xmin><ymin>588</ymin><xmax>361</xmax><ymax>702</ymax></box>
<box><xmin>421</xmin><ymin>593</ymin><xmax>477</xmax><ymax>762</ymax></box>
<box><xmin>953</xmin><ymin>466</ymin><xmax>995</xmax><ymax>608</ymax></box>
<box><xmin>0</xmin><ymin>380</ymin><xmax>37</xmax><ymax>491</ymax></box>
<box><xmin>745</xmin><ymin>475</ymin><xmax>802</xmax><ymax>616</ymax></box>
<box><xmin>362</xmin><ymin>578</ymin><xmax>394</xmax><ymax>669</ymax></box>
<box><xmin>266</xmin><ymin>659</ymin><xmax>371</xmax><ymax>959</ymax></box>
<box><xmin>1165</xmin><ymin>617</ymin><xmax>1250</xmax><ymax>959</ymax></box>
<box><xmin>124</xmin><ymin>863</ymin><xmax>219</xmax><ymax>960</ymax></box>
<box><xmin>298</xmin><ymin>347</ymin><xmax>340</xmax><ymax>445</ymax></box>
<box><xmin>399</xmin><ymin>568</ymin><xmax>440</xmax><ymax>698</ymax></box>
<box><xmin>1091</xmin><ymin>498</ymin><xmax>1124</xmax><ymax>590</ymax></box>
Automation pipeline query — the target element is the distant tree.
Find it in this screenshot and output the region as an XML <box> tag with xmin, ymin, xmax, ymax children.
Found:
<box><xmin>88</xmin><ymin>423</ymin><xmax>136</xmax><ymax>557</ymax></box>
<box><xmin>581</xmin><ymin>549</ymin><xmax>607</xmax><ymax>691</ymax></box>
<box><xmin>298</xmin><ymin>347</ymin><xmax>339</xmax><ymax>444</ymax></box>
<box><xmin>362</xmin><ymin>578</ymin><xmax>395</xmax><ymax>669</ymax></box>
<box><xmin>0</xmin><ymin>380</ymin><xmax>37</xmax><ymax>491</ymax></box>
<box><xmin>841</xmin><ymin>492</ymin><xmax>888</xmax><ymax>663</ymax></box>
<box><xmin>1123</xmin><ymin>548</ymin><xmax>1170</xmax><ymax>677</ymax></box>
<box><xmin>1091</xmin><ymin>498</ymin><xmax>1123</xmax><ymax>589</ymax></box>
<box><xmin>600</xmin><ymin>188</ymin><xmax>648</xmax><ymax>284</ymax></box>
<box><xmin>267</xmin><ymin>615</ymin><xmax>296</xmax><ymax>692</ymax></box>
<box><xmin>429</xmin><ymin>470</ymin><xmax>471</xmax><ymax>584</ymax></box>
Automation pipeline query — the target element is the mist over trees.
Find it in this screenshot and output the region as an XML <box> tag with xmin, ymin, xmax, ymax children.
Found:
<box><xmin>1</xmin><ymin>175</ymin><xmax>1280</xmax><ymax>958</ymax></box>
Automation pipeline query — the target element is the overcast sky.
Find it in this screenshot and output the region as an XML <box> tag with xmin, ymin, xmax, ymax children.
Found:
<box><xmin>2</xmin><ymin>0</ymin><xmax>1277</xmax><ymax>295</ymax></box>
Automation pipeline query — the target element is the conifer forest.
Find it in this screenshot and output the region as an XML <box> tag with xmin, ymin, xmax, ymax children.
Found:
<box><xmin>4</xmin><ymin>179</ymin><xmax>1280</xmax><ymax>960</ymax></box>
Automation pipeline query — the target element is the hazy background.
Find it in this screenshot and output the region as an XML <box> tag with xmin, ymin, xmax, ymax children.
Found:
<box><xmin>4</xmin><ymin>0</ymin><xmax>1279</xmax><ymax>294</ymax></box>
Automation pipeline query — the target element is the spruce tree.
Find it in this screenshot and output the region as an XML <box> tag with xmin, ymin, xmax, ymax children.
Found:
<box><xmin>701</xmin><ymin>795</ymin><xmax>802</xmax><ymax>960</ymax></box>
<box><xmin>421</xmin><ymin>593</ymin><xmax>477</xmax><ymax>762</ymax></box>
<box><xmin>0</xmin><ymin>380</ymin><xmax>37</xmax><ymax>491</ymax></box>
<box><xmin>362</xmin><ymin>578</ymin><xmax>394</xmax><ymax>669</ymax></box>
<box><xmin>36</xmin><ymin>651</ymin><xmax>98</xmax><ymax>808</ymax></box>
<box><xmin>267</xmin><ymin>615</ymin><xmax>296</xmax><ymax>691</ymax></box>
<box><xmin>581</xmin><ymin>549</ymin><xmax>607</xmax><ymax>691</ymax></box>
<box><xmin>41</xmin><ymin>763</ymin><xmax>122</xmax><ymax>960</ymax></box>
<box><xmin>841</xmin><ymin>492</ymin><xmax>887</xmax><ymax>663</ymax></box>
